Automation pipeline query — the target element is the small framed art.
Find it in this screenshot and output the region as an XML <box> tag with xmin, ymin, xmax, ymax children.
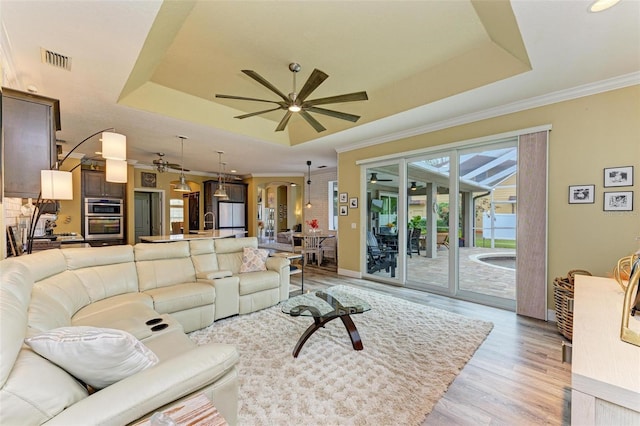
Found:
<box><xmin>604</xmin><ymin>166</ymin><xmax>633</xmax><ymax>187</ymax></box>
<box><xmin>603</xmin><ymin>191</ymin><xmax>633</xmax><ymax>211</ymax></box>
<box><xmin>568</xmin><ymin>185</ymin><xmax>595</xmax><ymax>204</ymax></box>
<box><xmin>141</xmin><ymin>172</ymin><xmax>157</xmax><ymax>188</ymax></box>
<box><xmin>349</xmin><ymin>197</ymin><xmax>358</xmax><ymax>209</ymax></box>
<box><xmin>339</xmin><ymin>192</ymin><xmax>348</xmax><ymax>203</ymax></box>
<box><xmin>339</xmin><ymin>205</ymin><xmax>348</xmax><ymax>216</ymax></box>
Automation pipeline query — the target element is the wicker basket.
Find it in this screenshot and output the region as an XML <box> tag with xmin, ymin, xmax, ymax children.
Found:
<box><xmin>553</xmin><ymin>269</ymin><xmax>592</xmax><ymax>341</ymax></box>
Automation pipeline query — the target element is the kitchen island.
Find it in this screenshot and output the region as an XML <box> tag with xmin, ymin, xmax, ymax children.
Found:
<box><xmin>139</xmin><ymin>230</ymin><xmax>246</xmax><ymax>243</ymax></box>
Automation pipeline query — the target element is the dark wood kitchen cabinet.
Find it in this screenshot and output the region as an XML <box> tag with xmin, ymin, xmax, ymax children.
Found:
<box><xmin>82</xmin><ymin>169</ymin><xmax>125</xmax><ymax>198</ymax></box>
<box><xmin>2</xmin><ymin>87</ymin><xmax>61</xmax><ymax>198</ymax></box>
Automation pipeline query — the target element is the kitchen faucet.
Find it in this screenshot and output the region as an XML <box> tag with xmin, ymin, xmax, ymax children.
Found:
<box><xmin>204</xmin><ymin>211</ymin><xmax>215</xmax><ymax>230</ymax></box>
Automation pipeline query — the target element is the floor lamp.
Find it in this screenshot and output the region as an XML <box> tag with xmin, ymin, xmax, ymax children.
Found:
<box><xmin>26</xmin><ymin>128</ymin><xmax>127</xmax><ymax>254</ymax></box>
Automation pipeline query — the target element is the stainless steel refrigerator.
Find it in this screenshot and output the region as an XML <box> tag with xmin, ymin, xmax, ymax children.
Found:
<box><xmin>218</xmin><ymin>201</ymin><xmax>246</xmax><ymax>231</ymax></box>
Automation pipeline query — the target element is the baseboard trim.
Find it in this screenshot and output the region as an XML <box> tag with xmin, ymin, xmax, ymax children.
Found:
<box><xmin>547</xmin><ymin>309</ymin><xmax>557</xmax><ymax>323</ymax></box>
<box><xmin>338</xmin><ymin>268</ymin><xmax>361</xmax><ymax>278</ymax></box>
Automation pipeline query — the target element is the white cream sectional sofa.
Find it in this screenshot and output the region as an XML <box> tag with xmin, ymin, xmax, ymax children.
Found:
<box><xmin>0</xmin><ymin>237</ymin><xmax>290</xmax><ymax>425</ymax></box>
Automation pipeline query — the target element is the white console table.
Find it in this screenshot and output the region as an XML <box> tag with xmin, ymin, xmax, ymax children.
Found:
<box><xmin>572</xmin><ymin>275</ymin><xmax>640</xmax><ymax>425</ymax></box>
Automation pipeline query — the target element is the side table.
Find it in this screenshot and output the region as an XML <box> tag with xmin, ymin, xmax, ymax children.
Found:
<box><xmin>271</xmin><ymin>251</ymin><xmax>304</xmax><ymax>294</ymax></box>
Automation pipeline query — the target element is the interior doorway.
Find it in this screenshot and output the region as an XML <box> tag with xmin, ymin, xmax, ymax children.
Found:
<box><xmin>134</xmin><ymin>190</ymin><xmax>163</xmax><ymax>243</ymax></box>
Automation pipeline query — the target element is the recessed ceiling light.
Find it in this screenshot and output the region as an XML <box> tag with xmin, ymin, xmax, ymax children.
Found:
<box><xmin>589</xmin><ymin>0</ymin><xmax>620</xmax><ymax>12</ymax></box>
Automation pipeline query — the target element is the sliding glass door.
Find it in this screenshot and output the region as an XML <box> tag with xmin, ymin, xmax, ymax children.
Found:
<box><xmin>457</xmin><ymin>141</ymin><xmax>517</xmax><ymax>309</ymax></box>
<box><xmin>363</xmin><ymin>139</ymin><xmax>518</xmax><ymax>310</ymax></box>
<box><xmin>365</xmin><ymin>164</ymin><xmax>402</xmax><ymax>283</ymax></box>
<box><xmin>406</xmin><ymin>153</ymin><xmax>452</xmax><ymax>292</ymax></box>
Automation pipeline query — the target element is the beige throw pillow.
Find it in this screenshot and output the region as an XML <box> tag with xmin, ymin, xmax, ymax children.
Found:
<box><xmin>240</xmin><ymin>247</ymin><xmax>269</xmax><ymax>273</ymax></box>
<box><xmin>25</xmin><ymin>326</ymin><xmax>159</xmax><ymax>389</ymax></box>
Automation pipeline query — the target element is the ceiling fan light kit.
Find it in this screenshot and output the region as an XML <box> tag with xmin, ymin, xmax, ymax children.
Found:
<box><xmin>216</xmin><ymin>63</ymin><xmax>368</xmax><ymax>133</ymax></box>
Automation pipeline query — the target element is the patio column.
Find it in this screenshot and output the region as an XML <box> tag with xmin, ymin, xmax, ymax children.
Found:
<box><xmin>424</xmin><ymin>183</ymin><xmax>438</xmax><ymax>258</ymax></box>
<box><xmin>461</xmin><ymin>192</ymin><xmax>473</xmax><ymax>248</ymax></box>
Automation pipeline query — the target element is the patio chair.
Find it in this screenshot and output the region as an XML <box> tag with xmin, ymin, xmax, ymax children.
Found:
<box><xmin>408</xmin><ymin>228</ymin><xmax>421</xmax><ymax>257</ymax></box>
<box><xmin>367</xmin><ymin>232</ymin><xmax>397</xmax><ymax>276</ymax></box>
<box><xmin>437</xmin><ymin>232</ymin><xmax>449</xmax><ymax>249</ymax></box>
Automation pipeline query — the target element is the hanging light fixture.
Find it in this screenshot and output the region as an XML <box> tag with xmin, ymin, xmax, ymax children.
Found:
<box><xmin>214</xmin><ymin>151</ymin><xmax>228</xmax><ymax>198</ymax></box>
<box><xmin>369</xmin><ymin>173</ymin><xmax>378</xmax><ymax>183</ymax></box>
<box><xmin>410</xmin><ymin>181</ymin><xmax>417</xmax><ymax>191</ymax></box>
<box><xmin>306</xmin><ymin>160</ymin><xmax>312</xmax><ymax>209</ymax></box>
<box><xmin>174</xmin><ymin>135</ymin><xmax>192</xmax><ymax>192</ymax></box>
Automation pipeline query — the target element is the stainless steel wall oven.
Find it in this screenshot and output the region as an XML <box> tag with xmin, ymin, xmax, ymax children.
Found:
<box><xmin>84</xmin><ymin>198</ymin><xmax>124</xmax><ymax>240</ymax></box>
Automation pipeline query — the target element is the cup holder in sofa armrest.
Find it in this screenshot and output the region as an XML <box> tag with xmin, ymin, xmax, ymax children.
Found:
<box><xmin>146</xmin><ymin>318</ymin><xmax>163</xmax><ymax>326</ymax></box>
<box><xmin>151</xmin><ymin>323</ymin><xmax>169</xmax><ymax>332</ymax></box>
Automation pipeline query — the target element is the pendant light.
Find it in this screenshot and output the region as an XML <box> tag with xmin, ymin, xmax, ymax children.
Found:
<box><xmin>174</xmin><ymin>135</ymin><xmax>191</xmax><ymax>192</ymax></box>
<box><xmin>306</xmin><ymin>160</ymin><xmax>312</xmax><ymax>209</ymax></box>
<box><xmin>214</xmin><ymin>151</ymin><xmax>228</xmax><ymax>198</ymax></box>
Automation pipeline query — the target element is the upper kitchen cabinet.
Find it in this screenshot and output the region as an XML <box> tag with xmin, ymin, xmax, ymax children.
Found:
<box><xmin>2</xmin><ymin>88</ymin><xmax>61</xmax><ymax>198</ymax></box>
<box><xmin>82</xmin><ymin>169</ymin><xmax>125</xmax><ymax>198</ymax></box>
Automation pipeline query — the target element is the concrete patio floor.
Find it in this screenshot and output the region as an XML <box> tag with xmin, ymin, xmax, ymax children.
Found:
<box><xmin>371</xmin><ymin>246</ymin><xmax>516</xmax><ymax>300</ymax></box>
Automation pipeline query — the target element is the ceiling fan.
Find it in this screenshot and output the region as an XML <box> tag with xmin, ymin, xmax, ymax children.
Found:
<box><xmin>369</xmin><ymin>173</ymin><xmax>392</xmax><ymax>183</ymax></box>
<box><xmin>215</xmin><ymin>62</ymin><xmax>368</xmax><ymax>133</ymax></box>
<box><xmin>152</xmin><ymin>152</ymin><xmax>187</xmax><ymax>173</ymax></box>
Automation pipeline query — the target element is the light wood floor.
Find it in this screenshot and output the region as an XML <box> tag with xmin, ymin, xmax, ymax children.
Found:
<box><xmin>291</xmin><ymin>267</ymin><xmax>572</xmax><ymax>426</ymax></box>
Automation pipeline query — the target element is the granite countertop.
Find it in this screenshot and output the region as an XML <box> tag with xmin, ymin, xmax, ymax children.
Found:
<box><xmin>139</xmin><ymin>230</ymin><xmax>247</xmax><ymax>242</ymax></box>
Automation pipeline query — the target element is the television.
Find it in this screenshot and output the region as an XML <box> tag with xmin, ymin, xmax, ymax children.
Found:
<box><xmin>370</xmin><ymin>199</ymin><xmax>384</xmax><ymax>213</ymax></box>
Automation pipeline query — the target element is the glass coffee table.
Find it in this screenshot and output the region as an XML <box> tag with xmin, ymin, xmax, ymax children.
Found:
<box><xmin>281</xmin><ymin>287</ymin><xmax>371</xmax><ymax>358</ymax></box>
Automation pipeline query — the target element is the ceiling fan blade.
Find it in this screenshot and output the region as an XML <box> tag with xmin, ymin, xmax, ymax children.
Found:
<box><xmin>304</xmin><ymin>91</ymin><xmax>369</xmax><ymax>107</ymax></box>
<box><xmin>215</xmin><ymin>94</ymin><xmax>283</xmax><ymax>105</ymax></box>
<box><xmin>296</xmin><ymin>69</ymin><xmax>329</xmax><ymax>102</ymax></box>
<box><xmin>300</xmin><ymin>111</ymin><xmax>326</xmax><ymax>133</ymax></box>
<box><xmin>275</xmin><ymin>111</ymin><xmax>293</xmax><ymax>132</ymax></box>
<box><xmin>242</xmin><ymin>70</ymin><xmax>290</xmax><ymax>103</ymax></box>
<box><xmin>305</xmin><ymin>106</ymin><xmax>360</xmax><ymax>122</ymax></box>
<box><xmin>235</xmin><ymin>106</ymin><xmax>283</xmax><ymax>119</ymax></box>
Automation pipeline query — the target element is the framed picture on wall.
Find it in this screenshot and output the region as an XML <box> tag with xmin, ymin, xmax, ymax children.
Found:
<box><xmin>339</xmin><ymin>192</ymin><xmax>348</xmax><ymax>203</ymax></box>
<box><xmin>604</xmin><ymin>166</ymin><xmax>633</xmax><ymax>187</ymax></box>
<box><xmin>349</xmin><ymin>197</ymin><xmax>358</xmax><ymax>208</ymax></box>
<box><xmin>141</xmin><ymin>172</ymin><xmax>157</xmax><ymax>188</ymax></box>
<box><xmin>603</xmin><ymin>191</ymin><xmax>633</xmax><ymax>211</ymax></box>
<box><xmin>339</xmin><ymin>205</ymin><xmax>348</xmax><ymax>216</ymax></box>
<box><xmin>568</xmin><ymin>185</ymin><xmax>595</xmax><ymax>204</ymax></box>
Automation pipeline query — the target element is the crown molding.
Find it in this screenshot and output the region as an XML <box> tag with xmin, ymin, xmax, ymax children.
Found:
<box><xmin>337</xmin><ymin>72</ymin><xmax>640</xmax><ymax>154</ymax></box>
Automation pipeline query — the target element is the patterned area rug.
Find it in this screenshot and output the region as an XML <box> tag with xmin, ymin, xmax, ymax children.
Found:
<box><xmin>189</xmin><ymin>286</ymin><xmax>493</xmax><ymax>425</ymax></box>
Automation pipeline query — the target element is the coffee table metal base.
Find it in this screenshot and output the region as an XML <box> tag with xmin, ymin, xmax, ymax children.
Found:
<box><xmin>293</xmin><ymin>314</ymin><xmax>363</xmax><ymax>358</ymax></box>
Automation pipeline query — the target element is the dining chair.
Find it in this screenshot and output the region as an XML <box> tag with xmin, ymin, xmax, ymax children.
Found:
<box><xmin>302</xmin><ymin>235</ymin><xmax>322</xmax><ymax>266</ymax></box>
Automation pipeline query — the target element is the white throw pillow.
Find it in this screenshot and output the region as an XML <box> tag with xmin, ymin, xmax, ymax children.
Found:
<box><xmin>240</xmin><ymin>247</ymin><xmax>269</xmax><ymax>273</ymax></box>
<box><xmin>24</xmin><ymin>326</ymin><xmax>159</xmax><ymax>389</ymax></box>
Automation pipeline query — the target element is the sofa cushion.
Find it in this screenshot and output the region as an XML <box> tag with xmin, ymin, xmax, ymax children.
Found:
<box><xmin>238</xmin><ymin>270</ymin><xmax>280</xmax><ymax>296</ymax></box>
<box><xmin>0</xmin><ymin>348</ymin><xmax>89</xmax><ymax>425</ymax></box>
<box><xmin>239</xmin><ymin>247</ymin><xmax>269</xmax><ymax>273</ymax></box>
<box><xmin>135</xmin><ymin>242</ymin><xmax>197</xmax><ymax>291</ymax></box>
<box><xmin>25</xmin><ymin>326</ymin><xmax>159</xmax><ymax>389</ymax></box>
<box><xmin>1</xmin><ymin>260</ymin><xmax>33</xmax><ymax>386</ymax></box>
<box><xmin>144</xmin><ymin>282</ymin><xmax>215</xmax><ymax>314</ymax></box>
<box><xmin>189</xmin><ymin>239</ymin><xmax>220</xmax><ymax>272</ymax></box>
<box><xmin>0</xmin><ymin>260</ymin><xmax>88</xmax><ymax>425</ymax></box>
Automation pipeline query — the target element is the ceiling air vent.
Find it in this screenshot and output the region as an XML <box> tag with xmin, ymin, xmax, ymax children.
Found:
<box><xmin>40</xmin><ymin>48</ymin><xmax>72</xmax><ymax>71</ymax></box>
